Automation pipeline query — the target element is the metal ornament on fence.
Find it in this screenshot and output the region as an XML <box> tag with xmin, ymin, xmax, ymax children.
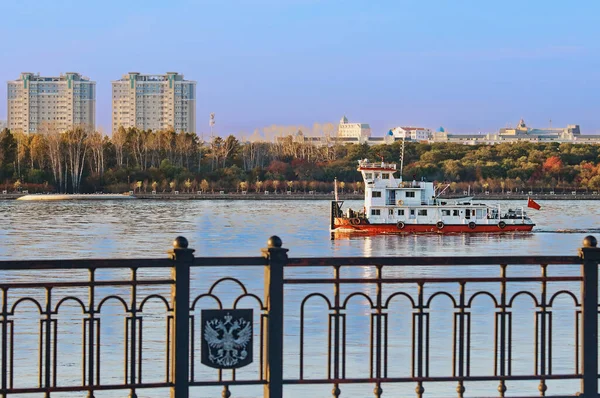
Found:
<box><xmin>201</xmin><ymin>309</ymin><xmax>253</xmax><ymax>369</ymax></box>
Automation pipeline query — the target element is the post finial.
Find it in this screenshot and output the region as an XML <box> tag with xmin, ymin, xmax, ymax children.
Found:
<box><xmin>583</xmin><ymin>235</ymin><xmax>597</xmax><ymax>248</ymax></box>
<box><xmin>267</xmin><ymin>236</ymin><xmax>282</xmax><ymax>248</ymax></box>
<box><xmin>173</xmin><ymin>236</ymin><xmax>189</xmax><ymax>249</ymax></box>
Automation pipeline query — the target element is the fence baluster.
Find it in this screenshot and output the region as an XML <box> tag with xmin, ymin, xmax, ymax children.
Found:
<box><xmin>457</xmin><ymin>281</ymin><xmax>466</xmax><ymax>398</ymax></box>
<box><xmin>578</xmin><ymin>235</ymin><xmax>599</xmax><ymax>397</ymax></box>
<box><xmin>415</xmin><ymin>282</ymin><xmax>425</xmax><ymax>398</ymax></box>
<box><xmin>44</xmin><ymin>287</ymin><xmax>52</xmax><ymax>398</ymax></box>
<box><xmin>129</xmin><ymin>267</ymin><xmax>138</xmax><ymax>398</ymax></box>
<box><xmin>262</xmin><ymin>236</ymin><xmax>287</xmax><ymax>398</ymax></box>
<box><xmin>169</xmin><ymin>236</ymin><xmax>195</xmax><ymax>398</ymax></box>
<box><xmin>1</xmin><ymin>288</ymin><xmax>6</xmax><ymax>398</ymax></box>
<box><xmin>374</xmin><ymin>265</ymin><xmax>383</xmax><ymax>398</ymax></box>
<box><xmin>87</xmin><ymin>268</ymin><xmax>96</xmax><ymax>398</ymax></box>
<box><xmin>498</xmin><ymin>264</ymin><xmax>507</xmax><ymax>397</ymax></box>
<box><xmin>538</xmin><ymin>264</ymin><xmax>548</xmax><ymax>396</ymax></box>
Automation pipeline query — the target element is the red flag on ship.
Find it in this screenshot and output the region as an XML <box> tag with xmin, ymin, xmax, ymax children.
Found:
<box><xmin>527</xmin><ymin>197</ymin><xmax>541</xmax><ymax>210</ymax></box>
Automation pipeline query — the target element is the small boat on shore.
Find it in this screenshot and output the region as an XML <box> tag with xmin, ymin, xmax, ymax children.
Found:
<box><xmin>16</xmin><ymin>194</ymin><xmax>136</xmax><ymax>201</ymax></box>
<box><xmin>331</xmin><ymin>159</ymin><xmax>537</xmax><ymax>234</ymax></box>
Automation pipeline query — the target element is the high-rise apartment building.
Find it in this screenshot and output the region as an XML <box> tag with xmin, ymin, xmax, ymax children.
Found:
<box><xmin>7</xmin><ymin>72</ymin><xmax>95</xmax><ymax>133</ymax></box>
<box><xmin>112</xmin><ymin>72</ymin><xmax>196</xmax><ymax>133</ymax></box>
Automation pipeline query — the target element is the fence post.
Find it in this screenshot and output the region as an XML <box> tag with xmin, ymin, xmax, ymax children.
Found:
<box><xmin>262</xmin><ymin>236</ymin><xmax>288</xmax><ymax>398</ymax></box>
<box><xmin>579</xmin><ymin>235</ymin><xmax>599</xmax><ymax>397</ymax></box>
<box><xmin>169</xmin><ymin>236</ymin><xmax>195</xmax><ymax>398</ymax></box>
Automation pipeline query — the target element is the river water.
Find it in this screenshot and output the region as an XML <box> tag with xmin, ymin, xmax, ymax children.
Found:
<box><xmin>0</xmin><ymin>199</ymin><xmax>598</xmax><ymax>397</ymax></box>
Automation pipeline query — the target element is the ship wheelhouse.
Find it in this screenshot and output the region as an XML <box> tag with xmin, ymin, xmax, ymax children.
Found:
<box><xmin>359</xmin><ymin>159</ymin><xmax>436</xmax><ymax>217</ymax></box>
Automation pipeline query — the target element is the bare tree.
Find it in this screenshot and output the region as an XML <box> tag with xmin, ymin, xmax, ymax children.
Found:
<box><xmin>64</xmin><ymin>125</ymin><xmax>89</xmax><ymax>193</ymax></box>
<box><xmin>39</xmin><ymin>121</ymin><xmax>65</xmax><ymax>192</ymax></box>
<box><xmin>129</xmin><ymin>127</ymin><xmax>150</xmax><ymax>170</ymax></box>
<box><xmin>209</xmin><ymin>136</ymin><xmax>222</xmax><ymax>171</ymax></box>
<box><xmin>175</xmin><ymin>132</ymin><xmax>196</xmax><ymax>168</ymax></box>
<box><xmin>112</xmin><ymin>126</ymin><xmax>127</xmax><ymax>168</ymax></box>
<box><xmin>29</xmin><ymin>133</ymin><xmax>47</xmax><ymax>170</ymax></box>
<box><xmin>221</xmin><ymin>135</ymin><xmax>239</xmax><ymax>168</ymax></box>
<box><xmin>86</xmin><ymin>129</ymin><xmax>105</xmax><ymax>176</ymax></box>
<box><xmin>147</xmin><ymin>131</ymin><xmax>159</xmax><ymax>168</ymax></box>
<box><xmin>11</xmin><ymin>129</ymin><xmax>28</xmax><ymax>179</ymax></box>
<box><xmin>158</xmin><ymin>128</ymin><xmax>176</xmax><ymax>164</ymax></box>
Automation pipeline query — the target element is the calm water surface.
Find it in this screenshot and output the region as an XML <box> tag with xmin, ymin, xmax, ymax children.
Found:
<box><xmin>0</xmin><ymin>199</ymin><xmax>598</xmax><ymax>397</ymax></box>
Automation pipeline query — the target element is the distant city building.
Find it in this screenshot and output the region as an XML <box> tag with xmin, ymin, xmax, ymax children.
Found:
<box><xmin>337</xmin><ymin>115</ymin><xmax>371</xmax><ymax>143</ymax></box>
<box><xmin>276</xmin><ymin>118</ymin><xmax>600</xmax><ymax>146</ymax></box>
<box><xmin>0</xmin><ymin>120</ymin><xmax>6</xmax><ymax>130</ymax></box>
<box><xmin>112</xmin><ymin>72</ymin><xmax>196</xmax><ymax>133</ymax></box>
<box><xmin>497</xmin><ymin>118</ymin><xmax>581</xmax><ymax>140</ymax></box>
<box><xmin>390</xmin><ymin>126</ymin><xmax>433</xmax><ymax>141</ymax></box>
<box><xmin>432</xmin><ymin>119</ymin><xmax>599</xmax><ymax>145</ymax></box>
<box><xmin>7</xmin><ymin>72</ymin><xmax>95</xmax><ymax>133</ymax></box>
<box><xmin>432</xmin><ymin>126</ymin><xmax>447</xmax><ymax>141</ymax></box>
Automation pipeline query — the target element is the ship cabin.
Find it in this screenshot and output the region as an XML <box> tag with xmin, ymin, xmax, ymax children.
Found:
<box><xmin>358</xmin><ymin>159</ymin><xmax>435</xmax><ymax>218</ymax></box>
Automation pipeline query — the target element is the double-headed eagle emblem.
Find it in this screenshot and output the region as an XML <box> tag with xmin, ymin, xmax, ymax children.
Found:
<box><xmin>201</xmin><ymin>309</ymin><xmax>253</xmax><ymax>369</ymax></box>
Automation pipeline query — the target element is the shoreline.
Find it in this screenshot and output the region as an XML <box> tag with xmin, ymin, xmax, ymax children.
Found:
<box><xmin>2</xmin><ymin>192</ymin><xmax>600</xmax><ymax>201</ymax></box>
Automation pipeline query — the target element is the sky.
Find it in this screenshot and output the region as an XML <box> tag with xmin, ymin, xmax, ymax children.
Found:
<box><xmin>0</xmin><ymin>0</ymin><xmax>598</xmax><ymax>136</ymax></box>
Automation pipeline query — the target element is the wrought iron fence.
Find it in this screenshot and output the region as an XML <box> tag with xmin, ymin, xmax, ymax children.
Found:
<box><xmin>0</xmin><ymin>235</ymin><xmax>598</xmax><ymax>397</ymax></box>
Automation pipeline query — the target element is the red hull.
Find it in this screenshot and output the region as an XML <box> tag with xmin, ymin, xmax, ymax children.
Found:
<box><xmin>333</xmin><ymin>221</ymin><xmax>534</xmax><ymax>234</ymax></box>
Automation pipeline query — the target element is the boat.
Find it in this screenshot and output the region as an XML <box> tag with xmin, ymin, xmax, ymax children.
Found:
<box><xmin>16</xmin><ymin>193</ymin><xmax>136</xmax><ymax>201</ymax></box>
<box><xmin>330</xmin><ymin>158</ymin><xmax>535</xmax><ymax>234</ymax></box>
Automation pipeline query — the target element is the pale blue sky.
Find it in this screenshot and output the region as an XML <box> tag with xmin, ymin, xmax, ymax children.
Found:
<box><xmin>1</xmin><ymin>0</ymin><xmax>598</xmax><ymax>135</ymax></box>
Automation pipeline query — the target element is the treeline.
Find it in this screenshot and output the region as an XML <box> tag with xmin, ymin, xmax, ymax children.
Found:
<box><xmin>1</xmin><ymin>124</ymin><xmax>600</xmax><ymax>194</ymax></box>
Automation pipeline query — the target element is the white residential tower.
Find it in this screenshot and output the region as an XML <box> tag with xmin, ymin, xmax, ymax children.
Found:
<box><xmin>112</xmin><ymin>72</ymin><xmax>196</xmax><ymax>133</ymax></box>
<box><xmin>7</xmin><ymin>72</ymin><xmax>95</xmax><ymax>133</ymax></box>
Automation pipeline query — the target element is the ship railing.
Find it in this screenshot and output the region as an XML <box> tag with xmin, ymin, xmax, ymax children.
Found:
<box><xmin>0</xmin><ymin>236</ymin><xmax>598</xmax><ymax>398</ymax></box>
<box><xmin>358</xmin><ymin>162</ymin><xmax>397</xmax><ymax>170</ymax></box>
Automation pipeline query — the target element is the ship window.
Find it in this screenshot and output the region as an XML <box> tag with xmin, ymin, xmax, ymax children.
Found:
<box><xmin>442</xmin><ymin>210</ymin><xmax>451</xmax><ymax>216</ymax></box>
<box><xmin>365</xmin><ymin>173</ymin><xmax>373</xmax><ymax>179</ymax></box>
<box><xmin>453</xmin><ymin>210</ymin><xmax>459</xmax><ymax>216</ymax></box>
<box><xmin>382</xmin><ymin>173</ymin><xmax>389</xmax><ymax>179</ymax></box>
<box><xmin>418</xmin><ymin>209</ymin><xmax>427</xmax><ymax>216</ymax></box>
<box><xmin>375</xmin><ymin>173</ymin><xmax>381</xmax><ymax>179</ymax></box>
<box><xmin>406</xmin><ymin>191</ymin><xmax>415</xmax><ymax>198</ymax></box>
<box><xmin>397</xmin><ymin>209</ymin><xmax>404</xmax><ymax>215</ymax></box>
<box><xmin>371</xmin><ymin>209</ymin><xmax>381</xmax><ymax>216</ymax></box>
<box><xmin>372</xmin><ymin>191</ymin><xmax>382</xmax><ymax>198</ymax></box>
<box><xmin>389</xmin><ymin>209</ymin><xmax>394</xmax><ymax>215</ymax></box>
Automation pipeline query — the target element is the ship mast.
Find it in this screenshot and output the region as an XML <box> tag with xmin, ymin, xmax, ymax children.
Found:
<box><xmin>399</xmin><ymin>135</ymin><xmax>406</xmax><ymax>183</ymax></box>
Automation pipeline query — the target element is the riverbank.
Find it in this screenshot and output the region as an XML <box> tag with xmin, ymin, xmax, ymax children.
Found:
<box><xmin>3</xmin><ymin>192</ymin><xmax>600</xmax><ymax>200</ymax></box>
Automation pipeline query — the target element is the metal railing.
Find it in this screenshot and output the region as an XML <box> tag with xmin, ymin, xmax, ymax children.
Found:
<box><xmin>0</xmin><ymin>236</ymin><xmax>598</xmax><ymax>397</ymax></box>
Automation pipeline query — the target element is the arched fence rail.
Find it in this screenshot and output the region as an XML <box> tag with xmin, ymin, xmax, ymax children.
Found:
<box><xmin>0</xmin><ymin>235</ymin><xmax>598</xmax><ymax>397</ymax></box>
